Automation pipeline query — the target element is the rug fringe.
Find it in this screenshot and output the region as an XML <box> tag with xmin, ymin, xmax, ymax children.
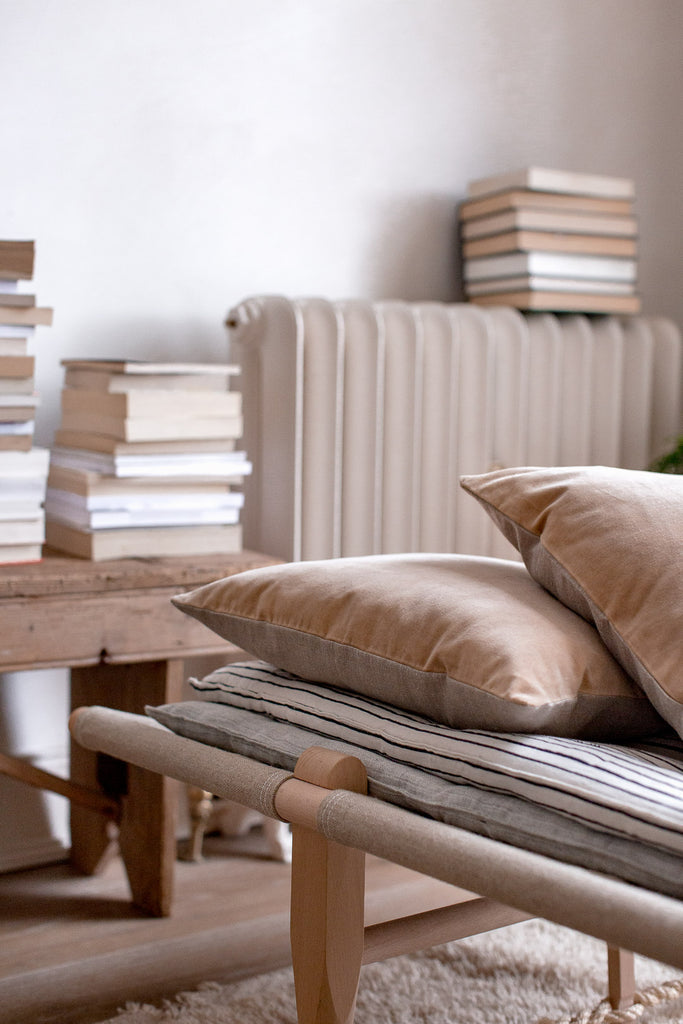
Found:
<box><xmin>537</xmin><ymin>976</ymin><xmax>683</xmax><ymax>1024</ymax></box>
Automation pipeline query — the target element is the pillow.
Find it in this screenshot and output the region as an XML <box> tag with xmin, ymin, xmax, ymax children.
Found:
<box><xmin>172</xmin><ymin>552</ymin><xmax>663</xmax><ymax>739</ymax></box>
<box><xmin>460</xmin><ymin>466</ymin><xmax>683</xmax><ymax>738</ymax></box>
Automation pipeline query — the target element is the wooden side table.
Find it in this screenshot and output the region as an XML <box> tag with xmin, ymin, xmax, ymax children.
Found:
<box><xmin>0</xmin><ymin>547</ymin><xmax>279</xmax><ymax>916</ymax></box>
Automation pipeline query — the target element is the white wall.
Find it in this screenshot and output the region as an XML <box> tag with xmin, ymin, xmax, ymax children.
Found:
<box><xmin>1</xmin><ymin>0</ymin><xmax>682</xmax><ymax>867</ymax></box>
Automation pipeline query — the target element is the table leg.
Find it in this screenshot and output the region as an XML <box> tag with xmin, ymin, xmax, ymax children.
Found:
<box><xmin>70</xmin><ymin>659</ymin><xmax>184</xmax><ymax>916</ymax></box>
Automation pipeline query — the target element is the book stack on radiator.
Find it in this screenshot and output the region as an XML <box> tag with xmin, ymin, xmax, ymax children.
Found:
<box><xmin>0</xmin><ymin>240</ymin><xmax>53</xmax><ymax>564</ymax></box>
<box><xmin>45</xmin><ymin>360</ymin><xmax>251</xmax><ymax>560</ymax></box>
<box><xmin>460</xmin><ymin>167</ymin><xmax>640</xmax><ymax>315</ymax></box>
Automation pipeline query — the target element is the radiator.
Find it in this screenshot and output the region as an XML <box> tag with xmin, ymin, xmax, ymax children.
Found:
<box><xmin>228</xmin><ymin>296</ymin><xmax>682</xmax><ymax>562</ymax></box>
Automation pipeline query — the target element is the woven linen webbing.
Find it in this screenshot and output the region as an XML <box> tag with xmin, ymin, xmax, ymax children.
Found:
<box><xmin>317</xmin><ymin>789</ymin><xmax>683</xmax><ymax>971</ymax></box>
<box><xmin>71</xmin><ymin>706</ymin><xmax>291</xmax><ymax>818</ymax></box>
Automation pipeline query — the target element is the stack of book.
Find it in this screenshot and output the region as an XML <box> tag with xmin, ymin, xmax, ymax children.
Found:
<box><xmin>0</xmin><ymin>240</ymin><xmax>53</xmax><ymax>563</ymax></box>
<box><xmin>459</xmin><ymin>167</ymin><xmax>640</xmax><ymax>315</ymax></box>
<box><xmin>45</xmin><ymin>359</ymin><xmax>252</xmax><ymax>560</ymax></box>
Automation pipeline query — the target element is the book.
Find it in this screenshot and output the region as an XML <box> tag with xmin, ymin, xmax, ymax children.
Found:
<box><xmin>0</xmin><ymin>292</ymin><xmax>36</xmax><ymax>307</ymax></box>
<box><xmin>0</xmin><ymin>305</ymin><xmax>53</xmax><ymax>327</ymax></box>
<box><xmin>63</xmin><ymin>367</ymin><xmax>234</xmax><ymax>392</ymax></box>
<box><xmin>46</xmin><ymin>483</ymin><xmax>244</xmax><ymax>515</ymax></box>
<box><xmin>467</xmin><ymin>167</ymin><xmax>635</xmax><ymax>201</ymax></box>
<box><xmin>44</xmin><ymin>519</ymin><xmax>243</xmax><ymax>560</ymax></box>
<box><xmin>465</xmin><ymin>274</ymin><xmax>635</xmax><ymax>297</ymax></box>
<box><xmin>463</xmin><ymin>251</ymin><xmax>637</xmax><ymax>283</ymax></box>
<box><xmin>0</xmin><ymin>355</ymin><xmax>35</xmax><ymax>378</ymax></box>
<box><xmin>45</xmin><ymin>501</ymin><xmax>242</xmax><ymax>529</ymax></box>
<box><xmin>0</xmin><ymin>240</ymin><xmax>35</xmax><ymax>280</ymax></box>
<box><xmin>459</xmin><ymin>188</ymin><xmax>634</xmax><ymax>221</ymax></box>
<box><xmin>0</xmin><ymin>435</ymin><xmax>32</xmax><ymax>451</ymax></box>
<box><xmin>53</xmin><ymin>430</ymin><xmax>238</xmax><ymax>455</ymax></box>
<box><xmin>60</xmin><ymin>387</ymin><xmax>241</xmax><ymax>419</ymax></box>
<box><xmin>0</xmin><ymin>446</ymin><xmax>50</xmax><ymax>475</ymax></box>
<box><xmin>469</xmin><ymin>290</ymin><xmax>641</xmax><ymax>315</ymax></box>
<box><xmin>0</xmin><ymin>337</ymin><xmax>29</xmax><ymax>355</ymax></box>
<box><xmin>462</xmin><ymin>231</ymin><xmax>637</xmax><ymax>260</ymax></box>
<box><xmin>0</xmin><ymin>378</ymin><xmax>35</xmax><ymax>395</ymax></box>
<box><xmin>0</xmin><ymin>395</ymin><xmax>40</xmax><ymax>416</ymax></box>
<box><xmin>0</xmin><ymin>516</ymin><xmax>45</xmax><ymax>545</ymax></box>
<box><xmin>461</xmin><ymin>208</ymin><xmax>637</xmax><ymax>239</ymax></box>
<box><xmin>50</xmin><ymin>443</ymin><xmax>251</xmax><ymax>478</ymax></box>
<box><xmin>0</xmin><ymin>542</ymin><xmax>42</xmax><ymax>564</ymax></box>
<box><xmin>0</xmin><ymin>324</ymin><xmax>36</xmax><ymax>338</ymax></box>
<box><xmin>47</xmin><ymin>464</ymin><xmax>245</xmax><ymax>498</ymax></box>
<box><xmin>60</xmin><ymin>359</ymin><xmax>240</xmax><ymax>377</ymax></box>
<box><xmin>58</xmin><ymin>410</ymin><xmax>243</xmax><ymax>442</ymax></box>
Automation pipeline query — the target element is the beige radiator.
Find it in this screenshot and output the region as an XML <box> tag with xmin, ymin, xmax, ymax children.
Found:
<box><xmin>228</xmin><ymin>296</ymin><xmax>681</xmax><ymax>562</ymax></box>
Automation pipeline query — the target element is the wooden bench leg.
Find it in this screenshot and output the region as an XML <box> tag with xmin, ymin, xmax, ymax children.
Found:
<box><xmin>607</xmin><ymin>945</ymin><xmax>636</xmax><ymax>1009</ymax></box>
<box><xmin>70</xmin><ymin>658</ymin><xmax>183</xmax><ymax>917</ymax></box>
<box><xmin>289</xmin><ymin>749</ymin><xmax>367</xmax><ymax>1024</ymax></box>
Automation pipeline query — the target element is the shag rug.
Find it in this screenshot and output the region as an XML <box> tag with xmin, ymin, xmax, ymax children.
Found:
<box><xmin>100</xmin><ymin>919</ymin><xmax>683</xmax><ymax>1024</ymax></box>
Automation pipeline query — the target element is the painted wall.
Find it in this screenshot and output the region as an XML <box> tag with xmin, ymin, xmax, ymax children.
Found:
<box><xmin>1</xmin><ymin>0</ymin><xmax>682</xmax><ymax>867</ymax></box>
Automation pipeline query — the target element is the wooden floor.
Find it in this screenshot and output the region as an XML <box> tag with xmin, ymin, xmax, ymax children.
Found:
<box><xmin>0</xmin><ymin>829</ymin><xmax>461</xmax><ymax>1024</ymax></box>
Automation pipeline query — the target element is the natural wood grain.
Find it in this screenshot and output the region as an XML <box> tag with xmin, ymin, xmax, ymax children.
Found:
<box><xmin>0</xmin><ymin>548</ymin><xmax>281</xmax><ymax>599</ymax></box>
<box><xmin>607</xmin><ymin>945</ymin><xmax>636</xmax><ymax>1009</ymax></box>
<box><xmin>289</xmin><ymin>749</ymin><xmax>368</xmax><ymax>1024</ymax></box>
<box><xmin>0</xmin><ymin>549</ymin><xmax>279</xmax><ymax>671</ymax></box>
<box><xmin>70</xmin><ymin>659</ymin><xmax>185</xmax><ymax>916</ymax></box>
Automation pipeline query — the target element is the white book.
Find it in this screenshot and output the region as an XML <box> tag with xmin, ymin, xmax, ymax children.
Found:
<box><xmin>0</xmin><ymin>379</ymin><xmax>36</xmax><ymax>394</ymax></box>
<box><xmin>0</xmin><ymin>420</ymin><xmax>34</xmax><ymax>435</ymax></box>
<box><xmin>0</xmin><ymin>393</ymin><xmax>40</xmax><ymax>407</ymax></box>
<box><xmin>0</xmin><ymin>325</ymin><xmax>35</xmax><ymax>338</ymax></box>
<box><xmin>0</xmin><ymin>502</ymin><xmax>44</xmax><ymax>518</ymax></box>
<box><xmin>465</xmin><ymin>275</ymin><xmax>635</xmax><ymax>297</ymax></box>
<box><xmin>0</xmin><ymin>337</ymin><xmax>29</xmax><ymax>355</ymax></box>
<box><xmin>45</xmin><ymin>504</ymin><xmax>241</xmax><ymax>530</ymax></box>
<box><xmin>467</xmin><ymin>167</ymin><xmax>635</xmax><ymax>201</ymax></box>
<box><xmin>46</xmin><ymin>486</ymin><xmax>244</xmax><ymax>513</ymax></box>
<box><xmin>463</xmin><ymin>251</ymin><xmax>637</xmax><ymax>283</ymax></box>
<box><xmin>0</xmin><ymin>542</ymin><xmax>43</xmax><ymax>563</ymax></box>
<box><xmin>0</xmin><ymin>516</ymin><xmax>45</xmax><ymax>544</ymax></box>
<box><xmin>0</xmin><ymin>281</ymin><xmax>18</xmax><ymax>293</ymax></box>
<box><xmin>49</xmin><ymin>445</ymin><xmax>252</xmax><ymax>479</ymax></box>
<box><xmin>0</xmin><ymin>446</ymin><xmax>50</xmax><ymax>475</ymax></box>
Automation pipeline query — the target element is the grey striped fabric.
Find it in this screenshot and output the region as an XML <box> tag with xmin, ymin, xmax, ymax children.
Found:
<box><xmin>187</xmin><ymin>661</ymin><xmax>683</xmax><ymax>857</ymax></box>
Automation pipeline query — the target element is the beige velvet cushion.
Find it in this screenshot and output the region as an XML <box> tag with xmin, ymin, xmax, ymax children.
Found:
<box><xmin>172</xmin><ymin>553</ymin><xmax>662</xmax><ymax>739</ymax></box>
<box><xmin>460</xmin><ymin>466</ymin><xmax>683</xmax><ymax>739</ymax></box>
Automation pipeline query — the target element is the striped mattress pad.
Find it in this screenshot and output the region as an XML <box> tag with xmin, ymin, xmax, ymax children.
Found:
<box><xmin>147</xmin><ymin>661</ymin><xmax>683</xmax><ymax>899</ymax></box>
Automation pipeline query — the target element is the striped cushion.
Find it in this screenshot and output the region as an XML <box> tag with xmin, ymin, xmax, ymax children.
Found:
<box><xmin>185</xmin><ymin>661</ymin><xmax>683</xmax><ymax>858</ymax></box>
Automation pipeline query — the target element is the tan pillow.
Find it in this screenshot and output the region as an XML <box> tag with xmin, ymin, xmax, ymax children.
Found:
<box><xmin>460</xmin><ymin>466</ymin><xmax>683</xmax><ymax>738</ymax></box>
<box><xmin>172</xmin><ymin>553</ymin><xmax>662</xmax><ymax>739</ymax></box>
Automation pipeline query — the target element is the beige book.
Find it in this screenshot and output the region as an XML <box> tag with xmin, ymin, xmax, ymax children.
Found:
<box><xmin>459</xmin><ymin>188</ymin><xmax>634</xmax><ymax>221</ymax></box>
<box><xmin>462</xmin><ymin>208</ymin><xmax>637</xmax><ymax>239</ymax></box>
<box><xmin>45</xmin><ymin>519</ymin><xmax>243</xmax><ymax>560</ymax></box>
<box><xmin>60</xmin><ymin>387</ymin><xmax>241</xmax><ymax>418</ymax></box>
<box><xmin>0</xmin><ymin>305</ymin><xmax>53</xmax><ymax>326</ymax></box>
<box><xmin>463</xmin><ymin>231</ymin><xmax>638</xmax><ymax>260</ymax></box>
<box><xmin>469</xmin><ymin>290</ymin><xmax>641</xmax><ymax>315</ymax></box>
<box><xmin>58</xmin><ymin>410</ymin><xmax>243</xmax><ymax>442</ymax></box>
<box><xmin>54</xmin><ymin>429</ymin><xmax>238</xmax><ymax>455</ymax></box>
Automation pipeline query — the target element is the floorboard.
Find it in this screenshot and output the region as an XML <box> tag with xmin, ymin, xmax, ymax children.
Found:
<box><xmin>0</xmin><ymin>829</ymin><xmax>461</xmax><ymax>1024</ymax></box>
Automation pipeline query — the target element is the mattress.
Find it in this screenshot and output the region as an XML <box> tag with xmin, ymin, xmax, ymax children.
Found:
<box><xmin>147</xmin><ymin>661</ymin><xmax>683</xmax><ymax>900</ymax></box>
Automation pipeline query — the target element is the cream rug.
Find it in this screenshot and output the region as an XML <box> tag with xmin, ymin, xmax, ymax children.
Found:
<box><xmin>101</xmin><ymin>919</ymin><xmax>683</xmax><ymax>1024</ymax></box>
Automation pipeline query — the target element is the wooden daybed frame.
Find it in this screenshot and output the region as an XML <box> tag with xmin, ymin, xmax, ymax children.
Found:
<box><xmin>69</xmin><ymin>704</ymin><xmax>683</xmax><ymax>1024</ymax></box>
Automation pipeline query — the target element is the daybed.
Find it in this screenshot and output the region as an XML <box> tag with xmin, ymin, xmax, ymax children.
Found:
<box><xmin>70</xmin><ymin>463</ymin><xmax>683</xmax><ymax>1024</ymax></box>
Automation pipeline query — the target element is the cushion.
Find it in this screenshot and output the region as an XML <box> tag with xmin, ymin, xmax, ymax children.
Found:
<box><xmin>460</xmin><ymin>466</ymin><xmax>683</xmax><ymax>738</ymax></box>
<box><xmin>171</xmin><ymin>552</ymin><xmax>663</xmax><ymax>739</ymax></box>
<box><xmin>147</xmin><ymin>662</ymin><xmax>683</xmax><ymax>898</ymax></box>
